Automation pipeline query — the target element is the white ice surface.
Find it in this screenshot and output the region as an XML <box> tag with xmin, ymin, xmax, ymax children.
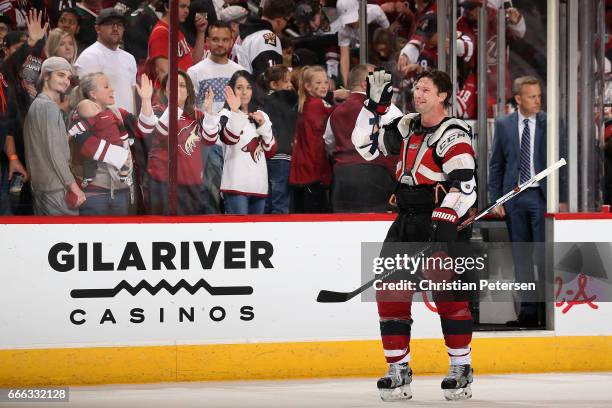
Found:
<box><xmin>4</xmin><ymin>373</ymin><xmax>612</xmax><ymax>408</ymax></box>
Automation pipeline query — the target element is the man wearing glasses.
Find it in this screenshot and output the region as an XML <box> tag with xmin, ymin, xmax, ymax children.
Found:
<box><xmin>74</xmin><ymin>8</ymin><xmax>138</xmax><ymax>114</ymax></box>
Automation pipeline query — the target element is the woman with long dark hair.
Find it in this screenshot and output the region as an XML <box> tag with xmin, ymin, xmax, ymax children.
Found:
<box><xmin>138</xmin><ymin>70</ymin><xmax>217</xmax><ymax>215</ymax></box>
<box><xmin>203</xmin><ymin>70</ymin><xmax>277</xmax><ymax>214</ymax></box>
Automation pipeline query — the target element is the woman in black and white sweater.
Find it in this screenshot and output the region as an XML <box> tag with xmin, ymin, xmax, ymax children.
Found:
<box><xmin>203</xmin><ymin>70</ymin><xmax>277</xmax><ymax>214</ymax></box>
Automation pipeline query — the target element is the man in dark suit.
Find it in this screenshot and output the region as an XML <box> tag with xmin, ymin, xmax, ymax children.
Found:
<box><xmin>489</xmin><ymin>76</ymin><xmax>547</xmax><ymax>327</ymax></box>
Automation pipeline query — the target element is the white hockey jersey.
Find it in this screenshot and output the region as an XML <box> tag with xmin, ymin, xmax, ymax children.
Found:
<box><xmin>237</xmin><ymin>20</ymin><xmax>283</xmax><ymax>77</ymax></box>
<box><xmin>203</xmin><ymin>108</ymin><xmax>277</xmax><ymax>196</ymax></box>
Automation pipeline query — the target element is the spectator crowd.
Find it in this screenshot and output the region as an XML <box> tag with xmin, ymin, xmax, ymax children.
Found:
<box><xmin>0</xmin><ymin>0</ymin><xmax>582</xmax><ymax>217</ymax></box>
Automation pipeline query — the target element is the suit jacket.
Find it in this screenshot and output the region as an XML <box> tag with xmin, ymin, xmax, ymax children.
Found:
<box><xmin>489</xmin><ymin>111</ymin><xmax>548</xmax><ymax>204</ymax></box>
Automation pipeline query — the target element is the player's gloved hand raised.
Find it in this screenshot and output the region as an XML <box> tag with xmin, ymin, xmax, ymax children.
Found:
<box><xmin>431</xmin><ymin>207</ymin><xmax>458</xmax><ymax>242</ymax></box>
<box><xmin>365</xmin><ymin>68</ymin><xmax>393</xmax><ymax>115</ymax></box>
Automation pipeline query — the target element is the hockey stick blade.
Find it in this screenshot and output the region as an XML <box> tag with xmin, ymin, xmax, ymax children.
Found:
<box><xmin>315</xmin><ymin>158</ymin><xmax>567</xmax><ymax>303</ymax></box>
<box><xmin>317</xmin><ymin>279</ymin><xmax>373</xmax><ymax>302</ymax></box>
<box><xmin>316</xmin><ymin>244</ymin><xmax>433</xmax><ymax>303</ymax></box>
<box><xmin>316</xmin><ymin>290</ymin><xmax>354</xmax><ymax>303</ymax></box>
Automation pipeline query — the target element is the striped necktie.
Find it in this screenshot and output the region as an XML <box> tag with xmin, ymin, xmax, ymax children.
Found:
<box><xmin>519</xmin><ymin>118</ymin><xmax>531</xmax><ymax>184</ymax></box>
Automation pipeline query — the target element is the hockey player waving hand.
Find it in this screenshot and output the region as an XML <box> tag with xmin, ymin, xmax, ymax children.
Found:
<box><xmin>352</xmin><ymin>69</ymin><xmax>476</xmax><ymax>401</ymax></box>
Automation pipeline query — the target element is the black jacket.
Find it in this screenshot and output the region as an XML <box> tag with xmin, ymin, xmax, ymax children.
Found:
<box><xmin>263</xmin><ymin>90</ymin><xmax>298</xmax><ymax>158</ymax></box>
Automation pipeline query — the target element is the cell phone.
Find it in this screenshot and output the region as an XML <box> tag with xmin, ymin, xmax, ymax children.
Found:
<box><xmin>9</xmin><ymin>173</ymin><xmax>23</xmax><ymax>194</ymax></box>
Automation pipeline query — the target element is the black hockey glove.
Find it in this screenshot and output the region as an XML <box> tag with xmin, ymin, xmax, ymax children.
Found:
<box><xmin>431</xmin><ymin>207</ymin><xmax>458</xmax><ymax>242</ymax></box>
<box><xmin>365</xmin><ymin>68</ymin><xmax>393</xmax><ymax>115</ymax></box>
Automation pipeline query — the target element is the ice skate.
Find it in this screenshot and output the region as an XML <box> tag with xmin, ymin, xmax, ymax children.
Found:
<box><xmin>377</xmin><ymin>362</ymin><xmax>412</xmax><ymax>401</ymax></box>
<box><xmin>441</xmin><ymin>364</ymin><xmax>473</xmax><ymax>401</ymax></box>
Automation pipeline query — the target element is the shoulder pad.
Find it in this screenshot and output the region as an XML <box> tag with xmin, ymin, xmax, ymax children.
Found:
<box><xmin>397</xmin><ymin>112</ymin><xmax>420</xmax><ymax>138</ymax></box>
<box><xmin>435</xmin><ymin>129</ymin><xmax>473</xmax><ymax>157</ymax></box>
<box><xmin>427</xmin><ymin>117</ymin><xmax>472</xmax><ymax>147</ymax></box>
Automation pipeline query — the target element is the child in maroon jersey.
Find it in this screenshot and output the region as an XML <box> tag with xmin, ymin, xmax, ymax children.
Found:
<box><xmin>289</xmin><ymin>65</ymin><xmax>335</xmax><ymax>213</ymax></box>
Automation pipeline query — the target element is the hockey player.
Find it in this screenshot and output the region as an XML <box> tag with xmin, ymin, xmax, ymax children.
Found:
<box><xmin>352</xmin><ymin>69</ymin><xmax>476</xmax><ymax>401</ymax></box>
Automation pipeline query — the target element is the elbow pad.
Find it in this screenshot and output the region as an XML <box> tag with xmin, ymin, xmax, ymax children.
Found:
<box><xmin>440</xmin><ymin>176</ymin><xmax>477</xmax><ymax>218</ymax></box>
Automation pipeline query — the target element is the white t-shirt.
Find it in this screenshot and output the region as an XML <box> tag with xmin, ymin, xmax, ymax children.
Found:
<box><xmin>187</xmin><ymin>57</ymin><xmax>245</xmax><ymax>113</ymax></box>
<box><xmin>337</xmin><ymin>4</ymin><xmax>389</xmax><ymax>47</ymax></box>
<box><xmin>74</xmin><ymin>41</ymin><xmax>138</xmax><ymax>114</ymax></box>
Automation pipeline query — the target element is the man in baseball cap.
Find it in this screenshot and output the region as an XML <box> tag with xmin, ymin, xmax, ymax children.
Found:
<box><xmin>95</xmin><ymin>8</ymin><xmax>127</xmax><ymax>26</ymax></box>
<box><xmin>24</xmin><ymin>56</ymin><xmax>85</xmax><ymax>215</ymax></box>
<box><xmin>335</xmin><ymin>0</ymin><xmax>389</xmax><ymax>86</ymax></box>
<box><xmin>336</xmin><ymin>0</ymin><xmax>358</xmax><ymax>26</ymax></box>
<box><xmin>219</xmin><ymin>5</ymin><xmax>248</xmax><ymax>24</ymax></box>
<box><xmin>219</xmin><ymin>5</ymin><xmax>248</xmax><ymax>42</ymax></box>
<box><xmin>39</xmin><ymin>56</ymin><xmax>73</xmax><ymax>80</ymax></box>
<box><xmin>74</xmin><ymin>7</ymin><xmax>137</xmax><ymax>113</ymax></box>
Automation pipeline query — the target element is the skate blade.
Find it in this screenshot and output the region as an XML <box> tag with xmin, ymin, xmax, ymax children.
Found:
<box><xmin>443</xmin><ymin>384</ymin><xmax>472</xmax><ymax>401</ymax></box>
<box><xmin>379</xmin><ymin>384</ymin><xmax>412</xmax><ymax>401</ymax></box>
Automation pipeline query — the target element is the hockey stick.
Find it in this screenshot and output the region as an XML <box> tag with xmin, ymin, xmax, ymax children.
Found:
<box><xmin>316</xmin><ymin>158</ymin><xmax>567</xmax><ymax>303</ymax></box>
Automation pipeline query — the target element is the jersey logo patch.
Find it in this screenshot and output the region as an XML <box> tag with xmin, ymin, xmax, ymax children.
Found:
<box><xmin>263</xmin><ymin>32</ymin><xmax>277</xmax><ymax>47</ymax></box>
<box><xmin>242</xmin><ymin>137</ymin><xmax>264</xmax><ymax>163</ymax></box>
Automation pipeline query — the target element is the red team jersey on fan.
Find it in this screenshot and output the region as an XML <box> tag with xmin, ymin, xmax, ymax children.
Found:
<box><xmin>71</xmin><ymin>108</ymin><xmax>132</xmax><ymax>165</ymax></box>
<box><xmin>148</xmin><ymin>20</ymin><xmax>193</xmax><ymax>73</ymax></box>
<box><xmin>140</xmin><ymin>105</ymin><xmax>209</xmax><ymax>186</ymax></box>
<box><xmin>289</xmin><ymin>96</ymin><xmax>335</xmax><ymax>186</ymax></box>
<box><xmin>456</xmin><ymin>8</ymin><xmax>525</xmax><ymax>117</ymax></box>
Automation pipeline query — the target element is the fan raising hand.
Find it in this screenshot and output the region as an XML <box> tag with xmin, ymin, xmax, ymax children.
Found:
<box><xmin>26</xmin><ymin>9</ymin><xmax>49</xmax><ymax>47</ymax></box>
<box><xmin>203</xmin><ymin>87</ymin><xmax>215</xmax><ymax>114</ymax></box>
<box><xmin>224</xmin><ymin>86</ymin><xmax>241</xmax><ymax>112</ymax></box>
<box><xmin>136</xmin><ymin>74</ymin><xmax>154</xmax><ymax>101</ymax></box>
<box><xmin>136</xmin><ymin>74</ymin><xmax>154</xmax><ymax>117</ymax></box>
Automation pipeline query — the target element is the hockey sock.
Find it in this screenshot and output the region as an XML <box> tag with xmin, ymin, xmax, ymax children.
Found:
<box><xmin>448</xmin><ymin>346</ymin><xmax>471</xmax><ymax>365</ymax></box>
